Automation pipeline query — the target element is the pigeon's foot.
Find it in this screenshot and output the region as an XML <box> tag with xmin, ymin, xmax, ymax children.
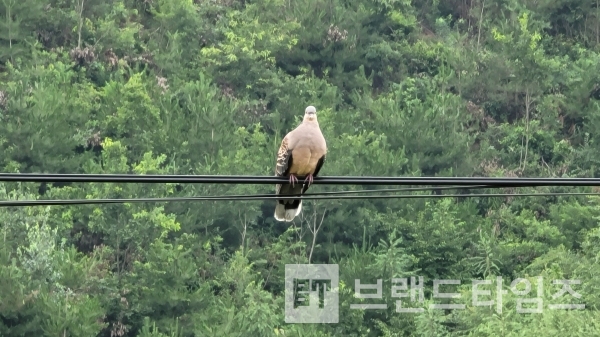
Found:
<box><xmin>289</xmin><ymin>174</ymin><xmax>299</xmax><ymax>187</ymax></box>
<box><xmin>304</xmin><ymin>174</ymin><xmax>314</xmax><ymax>188</ymax></box>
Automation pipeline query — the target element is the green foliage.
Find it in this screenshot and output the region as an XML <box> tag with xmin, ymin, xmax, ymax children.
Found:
<box><xmin>2</xmin><ymin>0</ymin><xmax>600</xmax><ymax>335</ymax></box>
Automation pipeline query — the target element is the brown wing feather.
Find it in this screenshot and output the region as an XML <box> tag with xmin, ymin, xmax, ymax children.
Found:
<box><xmin>275</xmin><ymin>136</ymin><xmax>291</xmax><ymax>176</ymax></box>
<box><xmin>312</xmin><ymin>154</ymin><xmax>326</xmax><ymax>177</ymax></box>
<box><xmin>275</xmin><ymin>135</ymin><xmax>294</xmax><ymax>194</ymax></box>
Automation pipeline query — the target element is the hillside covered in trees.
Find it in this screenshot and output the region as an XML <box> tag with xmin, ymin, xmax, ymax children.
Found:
<box><xmin>2</xmin><ymin>0</ymin><xmax>600</xmax><ymax>335</ymax></box>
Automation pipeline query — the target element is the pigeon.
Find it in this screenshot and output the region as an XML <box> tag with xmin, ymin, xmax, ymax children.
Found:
<box><xmin>274</xmin><ymin>106</ymin><xmax>327</xmax><ymax>222</ymax></box>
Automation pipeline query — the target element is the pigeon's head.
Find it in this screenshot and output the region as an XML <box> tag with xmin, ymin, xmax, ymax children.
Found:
<box><xmin>304</xmin><ymin>105</ymin><xmax>317</xmax><ymax>122</ymax></box>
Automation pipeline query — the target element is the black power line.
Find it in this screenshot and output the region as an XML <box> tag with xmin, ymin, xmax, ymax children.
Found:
<box><xmin>2</xmin><ymin>173</ymin><xmax>600</xmax><ymax>186</ymax></box>
<box><xmin>0</xmin><ymin>185</ymin><xmax>486</xmax><ymax>207</ymax></box>
<box><xmin>1</xmin><ymin>192</ymin><xmax>598</xmax><ymax>207</ymax></box>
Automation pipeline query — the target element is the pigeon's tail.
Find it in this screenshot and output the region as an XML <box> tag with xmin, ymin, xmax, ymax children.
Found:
<box><xmin>274</xmin><ymin>200</ymin><xmax>302</xmax><ymax>222</ymax></box>
<box><xmin>274</xmin><ymin>183</ymin><xmax>304</xmax><ymax>222</ymax></box>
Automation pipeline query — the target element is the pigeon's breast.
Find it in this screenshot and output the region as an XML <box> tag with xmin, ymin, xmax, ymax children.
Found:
<box><xmin>290</xmin><ymin>144</ymin><xmax>322</xmax><ymax>176</ymax></box>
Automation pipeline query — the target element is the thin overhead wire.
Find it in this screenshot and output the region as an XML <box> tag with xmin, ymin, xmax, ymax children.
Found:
<box><xmin>0</xmin><ymin>184</ymin><xmax>504</xmax><ymax>207</ymax></box>
<box><xmin>0</xmin><ymin>185</ymin><xmax>491</xmax><ymax>207</ymax></box>
<box><xmin>1</xmin><ymin>192</ymin><xmax>598</xmax><ymax>207</ymax></box>
<box><xmin>2</xmin><ymin>173</ymin><xmax>600</xmax><ymax>186</ymax></box>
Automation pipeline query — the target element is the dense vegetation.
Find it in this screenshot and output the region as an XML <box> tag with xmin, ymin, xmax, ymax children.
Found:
<box><xmin>2</xmin><ymin>0</ymin><xmax>600</xmax><ymax>335</ymax></box>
